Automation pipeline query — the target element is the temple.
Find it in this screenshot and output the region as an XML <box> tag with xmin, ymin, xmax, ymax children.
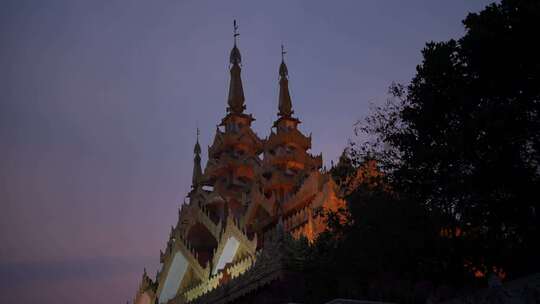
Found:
<box><xmin>133</xmin><ymin>23</ymin><xmax>345</xmax><ymax>304</ymax></box>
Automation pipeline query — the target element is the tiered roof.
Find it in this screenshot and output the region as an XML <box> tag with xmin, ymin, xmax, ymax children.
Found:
<box><xmin>133</xmin><ymin>29</ymin><xmax>346</xmax><ymax>304</ymax></box>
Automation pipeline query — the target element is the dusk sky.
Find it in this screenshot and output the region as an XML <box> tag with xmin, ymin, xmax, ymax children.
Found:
<box><xmin>1</xmin><ymin>1</ymin><xmax>496</xmax><ymax>303</ymax></box>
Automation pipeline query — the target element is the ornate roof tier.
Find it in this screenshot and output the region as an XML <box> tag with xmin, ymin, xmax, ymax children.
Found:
<box><xmin>265</xmin><ymin>129</ymin><xmax>312</xmax><ymax>151</ymax></box>
<box><xmin>208</xmin><ymin>129</ymin><xmax>263</xmax><ymax>159</ymax></box>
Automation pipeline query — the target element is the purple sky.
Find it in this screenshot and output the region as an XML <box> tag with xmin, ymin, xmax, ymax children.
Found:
<box><xmin>1</xmin><ymin>1</ymin><xmax>495</xmax><ymax>303</ymax></box>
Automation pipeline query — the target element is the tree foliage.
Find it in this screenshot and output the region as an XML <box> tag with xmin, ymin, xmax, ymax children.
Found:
<box><xmin>301</xmin><ymin>0</ymin><xmax>540</xmax><ymax>302</ymax></box>
<box><xmin>357</xmin><ymin>0</ymin><xmax>540</xmax><ymax>277</ymax></box>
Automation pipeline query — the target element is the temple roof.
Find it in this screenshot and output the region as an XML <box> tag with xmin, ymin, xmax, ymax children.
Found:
<box><xmin>266</xmin><ymin>128</ymin><xmax>312</xmax><ymax>150</ymax></box>
<box><xmin>208</xmin><ymin>127</ymin><xmax>263</xmax><ymax>158</ymax></box>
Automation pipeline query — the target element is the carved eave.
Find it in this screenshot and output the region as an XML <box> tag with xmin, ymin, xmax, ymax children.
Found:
<box><xmin>210</xmin><ymin>214</ymin><xmax>257</xmax><ymax>275</ymax></box>
<box><xmin>241</xmin><ymin>128</ymin><xmax>264</xmax><ymax>152</ymax></box>
<box><xmin>182</xmin><ymin>225</ymin><xmax>297</xmax><ymax>304</ymax></box>
<box><xmin>312</xmin><ymin>153</ymin><xmax>323</xmax><ymax>169</ymax></box>
<box><xmin>262</xmin><ymin>172</ymin><xmax>296</xmax><ymax>191</ymax></box>
<box><xmin>203</xmin><ymin>160</ymin><xmax>228</xmax><ymax>181</ymax></box>
<box><xmin>265</xmin><ymin>152</ymin><xmax>322</xmax><ymax>170</ymax></box>
<box><xmin>219</xmin><ymin>112</ymin><xmax>255</xmax><ymax>126</ymax></box>
<box><xmin>204</xmin><ymin>157</ymin><xmax>259</xmax><ymax>182</ymax></box>
<box><xmin>133</xmin><ymin>272</ymin><xmax>157</xmax><ymax>304</ymax></box>
<box><xmin>280</xmin><ymin>171</ymin><xmax>322</xmax><ymax>213</ymax></box>
<box><xmin>208</xmin><ymin>129</ymin><xmax>225</xmax><ymax>158</ymax></box>
<box><xmin>158</xmin><ymin>204</ymin><xmax>224</xmax><ymax>297</ymax></box>
<box><xmin>244</xmin><ymin>188</ymin><xmax>276</xmax><ymax>229</ymax></box>
<box><xmin>138</xmin><ymin>270</ymin><xmax>157</xmax><ymax>294</ymax></box>
<box><xmin>183</xmin><ymin>204</ymin><xmax>223</xmax><ymax>240</ymax></box>
<box><xmin>188</xmin><ymin>182</ymin><xmax>210</xmax><ymax>198</ymax></box>
<box><xmin>265</xmin><ymin>128</ymin><xmax>311</xmax><ymax>151</ymax></box>
<box><xmin>204</xmin><ymin>190</ymin><xmax>227</xmax><ymax>205</ymax></box>
<box><xmin>272</xmin><ymin>115</ymin><xmax>301</xmax><ymax>128</ymax></box>
<box><xmin>208</xmin><ymin>130</ymin><xmax>263</xmax><ymax>159</ymax></box>
<box><xmin>155</xmin><ymin>233</ymin><xmax>211</xmax><ymax>303</ymax></box>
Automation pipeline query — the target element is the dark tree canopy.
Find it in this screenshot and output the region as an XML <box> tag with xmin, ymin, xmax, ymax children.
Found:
<box><xmin>357</xmin><ymin>0</ymin><xmax>540</xmax><ymax>277</ymax></box>
<box><xmin>301</xmin><ymin>1</ymin><xmax>540</xmax><ymax>303</ymax></box>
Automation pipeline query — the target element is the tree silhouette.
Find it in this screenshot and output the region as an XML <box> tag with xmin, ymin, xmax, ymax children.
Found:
<box><xmin>301</xmin><ymin>1</ymin><xmax>540</xmax><ymax>303</ymax></box>
<box><xmin>356</xmin><ymin>0</ymin><xmax>539</xmax><ymax>280</ymax></box>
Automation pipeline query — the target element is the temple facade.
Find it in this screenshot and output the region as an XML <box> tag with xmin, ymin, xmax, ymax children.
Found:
<box><xmin>133</xmin><ymin>31</ymin><xmax>345</xmax><ymax>304</ymax></box>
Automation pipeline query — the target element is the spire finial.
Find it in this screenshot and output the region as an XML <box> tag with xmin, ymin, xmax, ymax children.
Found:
<box><xmin>192</xmin><ymin>127</ymin><xmax>202</xmax><ymax>188</ymax></box>
<box><xmin>278</xmin><ymin>45</ymin><xmax>292</xmax><ymax>117</ymax></box>
<box><xmin>229</xmin><ymin>20</ymin><xmax>242</xmax><ymax>65</ymax></box>
<box><xmin>279</xmin><ymin>44</ymin><xmax>288</xmax><ymax>78</ymax></box>
<box><xmin>227</xmin><ymin>20</ymin><xmax>245</xmax><ymax>113</ymax></box>
<box><xmin>233</xmin><ymin>20</ymin><xmax>240</xmax><ymax>45</ymax></box>
<box><xmin>194</xmin><ymin>126</ymin><xmax>201</xmax><ymax>155</ymax></box>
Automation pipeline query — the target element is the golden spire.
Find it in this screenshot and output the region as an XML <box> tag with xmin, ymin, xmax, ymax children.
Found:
<box><xmin>278</xmin><ymin>44</ymin><xmax>293</xmax><ymax>117</ymax></box>
<box><xmin>227</xmin><ymin>20</ymin><xmax>246</xmax><ymax>114</ymax></box>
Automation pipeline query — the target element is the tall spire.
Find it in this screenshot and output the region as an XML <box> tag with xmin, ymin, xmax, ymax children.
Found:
<box><xmin>227</xmin><ymin>20</ymin><xmax>246</xmax><ymax>114</ymax></box>
<box><xmin>278</xmin><ymin>44</ymin><xmax>293</xmax><ymax>117</ymax></box>
<box><xmin>192</xmin><ymin>128</ymin><xmax>202</xmax><ymax>188</ymax></box>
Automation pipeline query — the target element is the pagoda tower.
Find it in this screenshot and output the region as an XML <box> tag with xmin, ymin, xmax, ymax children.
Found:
<box><xmin>203</xmin><ymin>23</ymin><xmax>263</xmax><ymax>222</ymax></box>
<box><xmin>262</xmin><ymin>46</ymin><xmax>322</xmax><ymax>201</ymax></box>
<box><xmin>244</xmin><ymin>46</ymin><xmax>327</xmax><ymax>240</ymax></box>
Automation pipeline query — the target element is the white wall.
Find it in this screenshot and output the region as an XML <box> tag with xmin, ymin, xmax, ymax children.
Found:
<box><xmin>212</xmin><ymin>237</ymin><xmax>239</xmax><ymax>274</ymax></box>
<box><xmin>159</xmin><ymin>252</ymin><xmax>188</xmax><ymax>304</ymax></box>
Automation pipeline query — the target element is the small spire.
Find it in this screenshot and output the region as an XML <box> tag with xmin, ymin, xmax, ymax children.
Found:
<box><xmin>194</xmin><ymin>127</ymin><xmax>201</xmax><ymax>154</ymax></box>
<box><xmin>192</xmin><ymin>128</ymin><xmax>202</xmax><ymax>187</ymax></box>
<box><xmin>279</xmin><ymin>44</ymin><xmax>288</xmax><ymax>77</ymax></box>
<box><xmin>230</xmin><ymin>20</ymin><xmax>241</xmax><ymax>65</ymax></box>
<box><xmin>227</xmin><ymin>20</ymin><xmax>246</xmax><ymax>114</ymax></box>
<box><xmin>234</xmin><ymin>20</ymin><xmax>240</xmax><ymax>45</ymax></box>
<box><xmin>278</xmin><ymin>44</ymin><xmax>293</xmax><ymax>117</ymax></box>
